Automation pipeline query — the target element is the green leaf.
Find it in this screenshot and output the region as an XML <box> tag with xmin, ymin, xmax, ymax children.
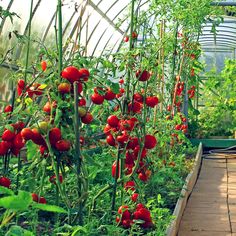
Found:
<box><xmin>0</xmin><ymin>186</ymin><xmax>14</xmax><ymax>195</ymax></box>
<box><xmin>0</xmin><ymin>191</ymin><xmax>32</xmax><ymax>211</ymax></box>
<box><xmin>6</xmin><ymin>225</ymin><xmax>34</xmax><ymax>236</ymax></box>
<box><xmin>32</xmin><ymin>203</ymin><xmax>67</xmax><ymax>213</ymax></box>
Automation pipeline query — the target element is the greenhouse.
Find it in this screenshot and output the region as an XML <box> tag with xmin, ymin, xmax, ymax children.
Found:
<box><xmin>0</xmin><ymin>0</ymin><xmax>236</xmax><ymax>235</ymax></box>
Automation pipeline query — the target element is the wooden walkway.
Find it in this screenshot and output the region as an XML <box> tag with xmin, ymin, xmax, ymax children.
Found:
<box><xmin>178</xmin><ymin>155</ymin><xmax>236</xmax><ymax>236</ymax></box>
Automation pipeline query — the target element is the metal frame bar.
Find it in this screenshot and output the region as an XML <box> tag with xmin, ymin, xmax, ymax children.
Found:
<box><xmin>210</xmin><ymin>2</ymin><xmax>236</xmax><ymax>6</ymax></box>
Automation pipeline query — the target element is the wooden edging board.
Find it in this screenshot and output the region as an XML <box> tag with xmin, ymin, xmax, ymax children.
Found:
<box><xmin>166</xmin><ymin>142</ymin><xmax>203</xmax><ymax>236</ymax></box>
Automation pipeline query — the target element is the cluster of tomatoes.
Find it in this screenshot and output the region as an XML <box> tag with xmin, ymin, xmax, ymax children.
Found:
<box><xmin>116</xmin><ymin>203</ymin><xmax>153</xmax><ymax>229</ymax></box>
<box><xmin>188</xmin><ymin>85</ymin><xmax>196</xmax><ymax>99</ymax></box>
<box><xmin>123</xmin><ymin>31</ymin><xmax>138</xmax><ymax>43</ymax></box>
<box><xmin>0</xmin><ymin>121</ymin><xmax>26</xmax><ymax>156</ymax></box>
<box><xmin>17</xmin><ymin>79</ymin><xmax>44</xmax><ymax>98</ymax></box>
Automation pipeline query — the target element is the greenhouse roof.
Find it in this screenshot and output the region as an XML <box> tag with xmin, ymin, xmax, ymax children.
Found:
<box><xmin>0</xmin><ymin>0</ymin><xmax>236</xmax><ymax>57</ymax></box>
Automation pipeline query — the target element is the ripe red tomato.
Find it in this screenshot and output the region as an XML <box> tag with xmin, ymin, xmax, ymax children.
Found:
<box><xmin>49</xmin><ymin>128</ymin><xmax>62</xmax><ymax>146</ymax></box>
<box><xmin>78</xmin><ymin>98</ymin><xmax>86</xmax><ymax>106</ymax></box>
<box><xmin>81</xmin><ymin>112</ymin><xmax>93</xmax><ymax>124</ymax></box>
<box><xmin>39</xmin><ymin>145</ymin><xmax>48</xmax><ymax>156</ymax></box>
<box><xmin>104</xmin><ymin>88</ymin><xmax>116</xmax><ymax>100</ymax></box>
<box><xmin>119</xmin><ymin>88</ymin><xmax>125</xmax><ymax>94</ymax></box>
<box><xmin>77</xmin><ymin>82</ymin><xmax>83</xmax><ymax>93</ymax></box>
<box><xmin>107</xmin><ymin>115</ymin><xmax>119</xmax><ymax>128</ymax></box>
<box><xmin>132</xmin><ymin>31</ymin><xmax>138</xmax><ymax>39</ymax></box>
<box><xmin>41</xmin><ymin>61</ymin><xmax>47</xmax><ymax>71</ymax></box>
<box><xmin>31</xmin><ymin>128</ymin><xmax>46</xmax><ymax>146</ymax></box>
<box><xmin>21</xmin><ymin>128</ymin><xmax>34</xmax><ymax>141</ymax></box>
<box><xmin>106</xmin><ymin>134</ymin><xmax>116</xmax><ymax>146</ymax></box>
<box><xmin>127</xmin><ymin>137</ymin><xmax>139</xmax><ymax>149</ymax></box>
<box><xmin>61</xmin><ymin>66</ymin><xmax>81</xmax><ymax>83</ymax></box>
<box><xmin>190</xmin><ymin>68</ymin><xmax>195</xmax><ymax>77</ymax></box>
<box><xmin>0</xmin><ymin>177</ymin><xmax>11</xmax><ymax>188</ymax></box>
<box><xmin>91</xmin><ymin>93</ymin><xmax>104</xmax><ymax>105</ymax></box>
<box><xmin>144</xmin><ymin>135</ymin><xmax>157</xmax><ymax>149</ymax></box>
<box><xmin>133</xmin><ymin>93</ymin><xmax>143</xmax><ymax>103</ymax></box>
<box><xmin>0</xmin><ymin>141</ymin><xmax>10</xmax><ymax>155</ymax></box>
<box><xmin>131</xmin><ymin>193</ymin><xmax>139</xmax><ymax>202</ymax></box>
<box><xmin>119</xmin><ymin>79</ymin><xmax>124</xmax><ymax>84</ymax></box>
<box><xmin>124</xmin><ymin>181</ymin><xmax>135</xmax><ymax>191</ymax></box>
<box><xmin>78</xmin><ymin>68</ymin><xmax>90</xmax><ymax>82</ymax></box>
<box><xmin>32</xmin><ymin>193</ymin><xmax>39</xmax><ymax>202</ymax></box>
<box><xmin>136</xmin><ymin>70</ymin><xmax>151</xmax><ymax>81</ymax></box>
<box><xmin>116</xmin><ymin>131</ymin><xmax>129</xmax><ymax>144</ymax></box>
<box><xmin>145</xmin><ymin>96</ymin><xmax>159</xmax><ymax>108</ymax></box>
<box><xmin>18</xmin><ymin>79</ymin><xmax>25</xmax><ymax>89</ymax></box>
<box><xmin>123</xmin><ymin>36</ymin><xmax>129</xmax><ymax>42</ymax></box>
<box><xmin>2</xmin><ymin>129</ymin><xmax>15</xmax><ymax>141</ymax></box>
<box><xmin>4</xmin><ymin>105</ymin><xmax>13</xmax><ymax>113</ymax></box>
<box><xmin>58</xmin><ymin>83</ymin><xmax>71</xmax><ymax>94</ymax></box>
<box><xmin>128</xmin><ymin>101</ymin><xmax>142</xmax><ymax>113</ymax></box>
<box><xmin>112</xmin><ymin>161</ymin><xmax>120</xmax><ymax>178</ymax></box>
<box><xmin>39</xmin><ymin>196</ymin><xmax>47</xmax><ymax>204</ymax></box>
<box><xmin>55</xmin><ymin>140</ymin><xmax>71</xmax><ymax>152</ymax></box>
<box><xmin>175</xmin><ymin>124</ymin><xmax>182</xmax><ymax>130</ymax></box>
<box><xmin>118</xmin><ymin>206</ymin><xmax>130</xmax><ymax>219</ymax></box>
<box><xmin>138</xmin><ymin>172</ymin><xmax>148</xmax><ymax>182</ymax></box>
<box><xmin>13</xmin><ymin>133</ymin><xmax>25</xmax><ymax>149</ymax></box>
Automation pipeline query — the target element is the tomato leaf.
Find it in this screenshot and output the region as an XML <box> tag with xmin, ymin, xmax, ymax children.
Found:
<box><xmin>6</xmin><ymin>225</ymin><xmax>34</xmax><ymax>236</ymax></box>
<box><xmin>32</xmin><ymin>203</ymin><xmax>67</xmax><ymax>213</ymax></box>
<box><xmin>0</xmin><ymin>191</ymin><xmax>32</xmax><ymax>211</ymax></box>
<box><xmin>0</xmin><ymin>186</ymin><xmax>14</xmax><ymax>195</ymax></box>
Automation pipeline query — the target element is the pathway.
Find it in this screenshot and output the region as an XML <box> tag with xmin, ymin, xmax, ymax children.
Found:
<box><xmin>178</xmin><ymin>155</ymin><xmax>236</xmax><ymax>236</ymax></box>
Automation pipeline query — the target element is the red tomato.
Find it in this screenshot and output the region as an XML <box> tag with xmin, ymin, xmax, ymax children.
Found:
<box><xmin>4</xmin><ymin>105</ymin><xmax>13</xmax><ymax>113</ymax></box>
<box><xmin>61</xmin><ymin>66</ymin><xmax>81</xmax><ymax>83</ymax></box>
<box><xmin>136</xmin><ymin>70</ymin><xmax>151</xmax><ymax>81</ymax></box>
<box><xmin>78</xmin><ymin>68</ymin><xmax>90</xmax><ymax>82</ymax></box>
<box><xmin>55</xmin><ymin>140</ymin><xmax>71</xmax><ymax>152</ymax></box>
<box><xmin>18</xmin><ymin>79</ymin><xmax>25</xmax><ymax>89</ymax></box>
<box><xmin>58</xmin><ymin>83</ymin><xmax>71</xmax><ymax>94</ymax></box>
<box><xmin>21</xmin><ymin>128</ymin><xmax>34</xmax><ymax>141</ymax></box>
<box><xmin>116</xmin><ymin>131</ymin><xmax>129</xmax><ymax>144</ymax></box>
<box><xmin>39</xmin><ymin>197</ymin><xmax>47</xmax><ymax>204</ymax></box>
<box><xmin>112</xmin><ymin>161</ymin><xmax>120</xmax><ymax>178</ymax></box>
<box><xmin>132</xmin><ymin>31</ymin><xmax>138</xmax><ymax>39</ymax></box>
<box><xmin>13</xmin><ymin>133</ymin><xmax>25</xmax><ymax>149</ymax></box>
<box><xmin>119</xmin><ymin>79</ymin><xmax>124</xmax><ymax>84</ymax></box>
<box><xmin>41</xmin><ymin>61</ymin><xmax>47</xmax><ymax>71</ymax></box>
<box><xmin>107</xmin><ymin>115</ymin><xmax>119</xmax><ymax>128</ymax></box>
<box><xmin>145</xmin><ymin>96</ymin><xmax>159</xmax><ymax>108</ymax></box>
<box><xmin>0</xmin><ymin>177</ymin><xmax>11</xmax><ymax>188</ymax></box>
<box><xmin>78</xmin><ymin>98</ymin><xmax>86</xmax><ymax>106</ymax></box>
<box><xmin>124</xmin><ymin>181</ymin><xmax>135</xmax><ymax>191</ymax></box>
<box><xmin>123</xmin><ymin>36</ymin><xmax>129</xmax><ymax>42</ymax></box>
<box><xmin>128</xmin><ymin>101</ymin><xmax>142</xmax><ymax>113</ymax></box>
<box><xmin>106</xmin><ymin>134</ymin><xmax>116</xmax><ymax>146</ymax></box>
<box><xmin>39</xmin><ymin>145</ymin><xmax>48</xmax><ymax>156</ymax></box>
<box><xmin>104</xmin><ymin>89</ymin><xmax>116</xmax><ymax>100</ymax></box>
<box><xmin>49</xmin><ymin>128</ymin><xmax>62</xmax><ymax>146</ymax></box>
<box><xmin>32</xmin><ymin>193</ymin><xmax>39</xmax><ymax>202</ymax></box>
<box><xmin>81</xmin><ymin>112</ymin><xmax>93</xmax><ymax>124</ymax></box>
<box><xmin>2</xmin><ymin>129</ymin><xmax>15</xmax><ymax>141</ymax></box>
<box><xmin>119</xmin><ymin>88</ymin><xmax>125</xmax><ymax>94</ymax></box>
<box><xmin>131</xmin><ymin>193</ymin><xmax>139</xmax><ymax>202</ymax></box>
<box><xmin>133</xmin><ymin>93</ymin><xmax>143</xmax><ymax>103</ymax></box>
<box><xmin>144</xmin><ymin>135</ymin><xmax>157</xmax><ymax>149</ymax></box>
<box><xmin>91</xmin><ymin>93</ymin><xmax>104</xmax><ymax>105</ymax></box>
<box><xmin>31</xmin><ymin>128</ymin><xmax>46</xmax><ymax>146</ymax></box>
<box><xmin>127</xmin><ymin>137</ymin><xmax>139</xmax><ymax>149</ymax></box>
<box><xmin>175</xmin><ymin>124</ymin><xmax>182</xmax><ymax>130</ymax></box>
<box><xmin>77</xmin><ymin>82</ymin><xmax>83</xmax><ymax>93</ymax></box>
<box><xmin>138</xmin><ymin>172</ymin><xmax>148</xmax><ymax>182</ymax></box>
